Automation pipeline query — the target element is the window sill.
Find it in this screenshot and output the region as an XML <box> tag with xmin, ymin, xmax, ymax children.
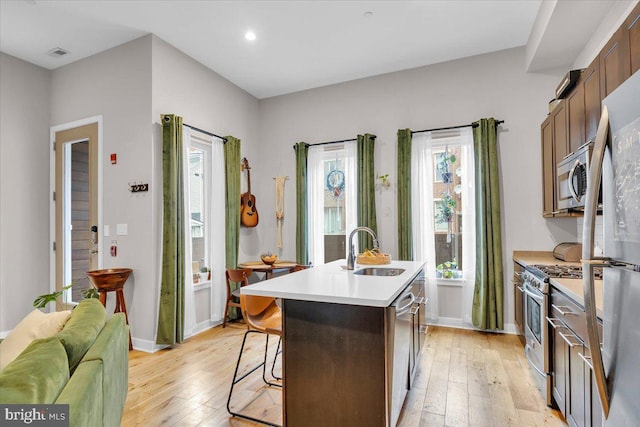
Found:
<box><xmin>436</xmin><ymin>278</ymin><xmax>465</xmax><ymax>287</ymax></box>
<box><xmin>193</xmin><ymin>281</ymin><xmax>211</xmax><ymax>291</ymax></box>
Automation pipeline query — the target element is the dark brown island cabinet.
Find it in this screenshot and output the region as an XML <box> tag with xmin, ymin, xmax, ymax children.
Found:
<box><xmin>282</xmin><ymin>272</ymin><xmax>426</xmax><ymax>427</ymax></box>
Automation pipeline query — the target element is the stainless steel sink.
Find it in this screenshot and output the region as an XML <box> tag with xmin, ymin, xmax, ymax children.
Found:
<box><xmin>353</xmin><ymin>267</ymin><xmax>405</xmax><ymax>276</ymax></box>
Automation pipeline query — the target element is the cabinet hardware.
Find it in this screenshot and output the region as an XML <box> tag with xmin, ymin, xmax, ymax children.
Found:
<box><xmin>579</xmin><ymin>352</ymin><xmax>594</xmax><ymax>370</ymax></box>
<box><xmin>552</xmin><ymin>304</ymin><xmax>578</xmax><ymax>316</ymax></box>
<box><xmin>546</xmin><ymin>317</ymin><xmax>564</xmax><ymax>329</ymax></box>
<box><xmin>559</xmin><ymin>331</ymin><xmax>582</xmax><ymax>348</ymax></box>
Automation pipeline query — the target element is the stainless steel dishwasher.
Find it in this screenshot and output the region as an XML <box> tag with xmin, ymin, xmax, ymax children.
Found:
<box><xmin>387</xmin><ymin>285</ymin><xmax>415</xmax><ymax>427</ymax></box>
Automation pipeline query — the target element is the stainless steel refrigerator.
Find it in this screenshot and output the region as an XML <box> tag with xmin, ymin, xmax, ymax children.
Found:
<box><xmin>582</xmin><ymin>69</ymin><xmax>640</xmax><ymax>425</ymax></box>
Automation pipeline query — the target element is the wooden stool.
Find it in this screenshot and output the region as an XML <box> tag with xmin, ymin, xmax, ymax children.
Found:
<box><xmin>98</xmin><ymin>286</ymin><xmax>133</xmax><ymax>351</ymax></box>
<box><xmin>87</xmin><ymin>268</ymin><xmax>134</xmax><ymax>351</ymax></box>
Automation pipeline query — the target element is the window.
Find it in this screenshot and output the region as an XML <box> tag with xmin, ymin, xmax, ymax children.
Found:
<box><xmin>412</xmin><ymin>128</ymin><xmax>475</xmax><ymax>323</ymax></box>
<box><xmin>183</xmin><ymin>128</ymin><xmax>226</xmax><ymax>336</ymax></box>
<box><xmin>188</xmin><ymin>144</ymin><xmax>210</xmax><ymax>279</ymax></box>
<box><xmin>308</xmin><ymin>143</ymin><xmax>356</xmax><ymax>265</ymax></box>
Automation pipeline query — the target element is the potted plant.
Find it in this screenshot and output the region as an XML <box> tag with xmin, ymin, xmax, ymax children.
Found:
<box><xmin>435</xmin><ymin>193</ymin><xmax>457</xmax><ymax>224</ymax></box>
<box><xmin>437</xmin><ymin>153</ymin><xmax>456</xmax><ymax>183</ymax></box>
<box><xmin>33</xmin><ymin>283</ymin><xmax>99</xmax><ymax>309</ymax></box>
<box><xmin>199</xmin><ymin>266</ymin><xmax>211</xmax><ymax>282</ymax></box>
<box><xmin>436</xmin><ymin>259</ymin><xmax>458</xmax><ymax>279</ymax></box>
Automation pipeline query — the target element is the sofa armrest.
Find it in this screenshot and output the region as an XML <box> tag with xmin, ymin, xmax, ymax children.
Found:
<box><xmin>80</xmin><ymin>313</ymin><xmax>129</xmax><ymax>427</ymax></box>
<box><xmin>55</xmin><ymin>359</ymin><xmax>103</xmax><ymax>427</ymax></box>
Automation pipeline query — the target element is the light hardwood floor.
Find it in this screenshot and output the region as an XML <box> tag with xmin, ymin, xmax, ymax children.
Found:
<box><xmin>122</xmin><ymin>324</ymin><xmax>567</xmax><ymax>427</ymax></box>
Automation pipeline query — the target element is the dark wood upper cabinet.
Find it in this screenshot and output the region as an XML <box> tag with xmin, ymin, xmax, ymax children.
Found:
<box><xmin>566</xmin><ymin>73</ymin><xmax>586</xmax><ymax>154</ymax></box>
<box><xmin>600</xmin><ymin>26</ymin><xmax>631</xmax><ymax>99</ymax></box>
<box><xmin>553</xmin><ymin>101</ymin><xmax>569</xmax><ymax>165</ymax></box>
<box><xmin>583</xmin><ymin>57</ymin><xmax>601</xmax><ymax>145</ymax></box>
<box><xmin>627</xmin><ymin>1</ymin><xmax>640</xmax><ymax>74</ymax></box>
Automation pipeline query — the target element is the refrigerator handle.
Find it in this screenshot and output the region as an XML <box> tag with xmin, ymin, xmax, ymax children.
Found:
<box><xmin>581</xmin><ymin>105</ymin><xmax>611</xmax><ymax>418</ymax></box>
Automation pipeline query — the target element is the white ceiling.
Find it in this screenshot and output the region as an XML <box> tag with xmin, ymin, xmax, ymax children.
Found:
<box><xmin>0</xmin><ymin>0</ymin><xmax>625</xmax><ymax>99</ymax></box>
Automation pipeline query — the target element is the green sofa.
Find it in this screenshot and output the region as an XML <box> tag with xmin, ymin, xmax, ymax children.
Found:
<box><xmin>0</xmin><ymin>299</ymin><xmax>129</xmax><ymax>427</ymax></box>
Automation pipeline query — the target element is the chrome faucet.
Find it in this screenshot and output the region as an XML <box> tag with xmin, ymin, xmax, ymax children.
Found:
<box><xmin>347</xmin><ymin>226</ymin><xmax>379</xmax><ymax>270</ymax></box>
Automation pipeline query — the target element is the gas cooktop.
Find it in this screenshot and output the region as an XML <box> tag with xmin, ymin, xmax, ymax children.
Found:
<box><xmin>528</xmin><ymin>264</ymin><xmax>603</xmax><ymax>280</ymax></box>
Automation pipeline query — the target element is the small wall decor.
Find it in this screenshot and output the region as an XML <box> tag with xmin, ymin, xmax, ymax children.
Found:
<box><xmin>377</xmin><ymin>173</ymin><xmax>390</xmax><ymax>189</ymax></box>
<box><xmin>128</xmin><ymin>182</ymin><xmax>149</xmax><ymax>193</ymax></box>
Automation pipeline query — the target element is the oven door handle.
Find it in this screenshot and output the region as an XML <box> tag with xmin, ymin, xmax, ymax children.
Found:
<box><xmin>525</xmin><ymin>344</ymin><xmax>546</xmax><ymax>378</ymax></box>
<box><xmin>522</xmin><ymin>282</ymin><xmax>544</xmax><ymax>303</ymax></box>
<box><xmin>568</xmin><ymin>159</ymin><xmax>581</xmax><ymax>202</ymax></box>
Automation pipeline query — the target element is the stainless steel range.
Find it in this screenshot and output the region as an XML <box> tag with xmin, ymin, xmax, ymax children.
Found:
<box><xmin>521</xmin><ymin>266</ymin><xmax>552</xmax><ymax>405</ymax></box>
<box><xmin>521</xmin><ymin>264</ymin><xmax>603</xmax><ymax>406</ymax></box>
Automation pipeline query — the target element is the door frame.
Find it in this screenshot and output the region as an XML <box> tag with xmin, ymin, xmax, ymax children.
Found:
<box><xmin>49</xmin><ymin>116</ymin><xmax>103</xmax><ymax>300</ymax></box>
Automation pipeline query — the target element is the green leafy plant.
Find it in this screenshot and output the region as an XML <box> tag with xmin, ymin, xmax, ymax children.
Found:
<box><xmin>33</xmin><ymin>282</ymin><xmax>99</xmax><ymax>309</ymax></box>
<box><xmin>436</xmin><ymin>260</ymin><xmax>458</xmax><ymax>279</ymax></box>
<box><xmin>437</xmin><ymin>153</ymin><xmax>456</xmax><ymax>182</ymax></box>
<box><xmin>377</xmin><ymin>173</ymin><xmax>390</xmax><ymax>188</ymax></box>
<box><xmin>435</xmin><ymin>193</ymin><xmax>457</xmax><ymax>224</ymax></box>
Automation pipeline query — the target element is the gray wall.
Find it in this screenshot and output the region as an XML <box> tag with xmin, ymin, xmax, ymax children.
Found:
<box><xmin>0</xmin><ymin>53</ymin><xmax>51</xmax><ymax>334</ymax></box>
<box><xmin>255</xmin><ymin>47</ymin><xmax>576</xmax><ymax>331</ymax></box>
<box><xmin>49</xmin><ymin>35</ymin><xmax>154</xmax><ymax>344</ymax></box>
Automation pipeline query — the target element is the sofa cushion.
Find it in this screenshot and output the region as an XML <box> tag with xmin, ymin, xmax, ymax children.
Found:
<box><xmin>55</xmin><ymin>359</ymin><xmax>104</xmax><ymax>427</ymax></box>
<box><xmin>0</xmin><ymin>309</ymin><xmax>72</xmax><ymax>371</ymax></box>
<box><xmin>56</xmin><ymin>299</ymin><xmax>106</xmax><ymax>373</ymax></box>
<box><xmin>0</xmin><ymin>337</ymin><xmax>70</xmax><ymax>404</ymax></box>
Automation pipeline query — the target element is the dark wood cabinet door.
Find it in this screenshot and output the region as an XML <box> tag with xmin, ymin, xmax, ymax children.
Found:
<box><xmin>600</xmin><ymin>26</ymin><xmax>631</xmax><ymax>99</ymax></box>
<box><xmin>568</xmin><ymin>341</ymin><xmax>587</xmax><ymax>427</ymax></box>
<box><xmin>566</xmin><ymin>76</ymin><xmax>586</xmax><ymax>153</ymax></box>
<box><xmin>541</xmin><ymin>116</ymin><xmax>555</xmax><ymax>216</ymax></box>
<box><xmin>628</xmin><ymin>1</ymin><xmax>640</xmax><ymax>74</ymax></box>
<box><xmin>552</xmin><ymin>100</ymin><xmax>568</xmax><ymax>170</ymax></box>
<box><xmin>551</xmin><ymin>324</ymin><xmax>568</xmax><ymax>416</ymax></box>
<box><xmin>583</xmin><ymin>57</ymin><xmax>601</xmax><ymax>144</ymax></box>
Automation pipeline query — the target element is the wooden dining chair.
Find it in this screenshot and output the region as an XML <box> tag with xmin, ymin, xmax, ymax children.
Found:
<box><xmin>223</xmin><ymin>268</ymin><xmax>252</xmax><ymax>328</ymax></box>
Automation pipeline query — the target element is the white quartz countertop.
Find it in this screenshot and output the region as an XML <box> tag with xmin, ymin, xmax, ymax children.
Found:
<box><xmin>241</xmin><ymin>259</ymin><xmax>425</xmax><ymax>307</ymax></box>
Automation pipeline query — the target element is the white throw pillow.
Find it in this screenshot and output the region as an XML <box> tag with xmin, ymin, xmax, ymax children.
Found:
<box><xmin>0</xmin><ymin>309</ymin><xmax>72</xmax><ymax>371</ymax></box>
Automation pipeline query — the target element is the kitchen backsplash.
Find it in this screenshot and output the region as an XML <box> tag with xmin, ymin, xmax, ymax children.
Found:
<box><xmin>576</xmin><ymin>216</ymin><xmax>604</xmax><ymax>256</ymax></box>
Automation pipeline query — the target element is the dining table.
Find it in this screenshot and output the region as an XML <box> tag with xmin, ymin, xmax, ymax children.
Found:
<box><xmin>237</xmin><ymin>260</ymin><xmax>299</xmax><ymax>280</ymax></box>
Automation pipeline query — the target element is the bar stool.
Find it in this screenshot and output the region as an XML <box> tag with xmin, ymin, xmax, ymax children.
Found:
<box><xmin>227</xmin><ymin>293</ymin><xmax>282</xmax><ymax>427</ymax></box>
<box><xmin>223</xmin><ymin>268</ymin><xmax>252</xmax><ymax>328</ymax></box>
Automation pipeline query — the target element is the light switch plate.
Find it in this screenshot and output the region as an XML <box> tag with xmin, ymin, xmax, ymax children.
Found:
<box><xmin>117</xmin><ymin>224</ymin><xmax>128</xmax><ymax>235</ymax></box>
<box><xmin>104</xmin><ymin>225</ymin><xmax>110</xmax><ymax>237</ymax></box>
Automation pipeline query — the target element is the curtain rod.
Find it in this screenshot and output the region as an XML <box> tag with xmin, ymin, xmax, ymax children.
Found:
<box><xmin>411</xmin><ymin>120</ymin><xmax>504</xmax><ymax>135</ymax></box>
<box><xmin>292</xmin><ymin>135</ymin><xmax>377</xmax><ymax>150</ymax></box>
<box><xmin>184</xmin><ymin>123</ymin><xmax>228</xmax><ymax>143</ymax></box>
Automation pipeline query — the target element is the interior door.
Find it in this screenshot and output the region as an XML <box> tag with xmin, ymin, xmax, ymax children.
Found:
<box><xmin>54</xmin><ymin>123</ymin><xmax>99</xmax><ymax>309</ymax></box>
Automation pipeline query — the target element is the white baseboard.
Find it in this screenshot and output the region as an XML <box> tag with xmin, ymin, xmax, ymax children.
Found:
<box><xmin>132</xmin><ymin>319</ymin><xmax>223</xmax><ymax>353</ymax></box>
<box><xmin>131</xmin><ymin>337</ymin><xmax>168</xmax><ymax>353</ymax></box>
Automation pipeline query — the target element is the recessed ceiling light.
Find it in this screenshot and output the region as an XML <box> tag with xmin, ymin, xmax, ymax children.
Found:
<box><xmin>363</xmin><ymin>11</ymin><xmax>373</xmax><ymax>18</ymax></box>
<box><xmin>245</xmin><ymin>31</ymin><xmax>256</xmax><ymax>41</ymax></box>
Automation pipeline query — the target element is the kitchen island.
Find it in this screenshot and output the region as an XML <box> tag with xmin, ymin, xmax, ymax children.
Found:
<box><xmin>242</xmin><ymin>259</ymin><xmax>425</xmax><ymax>427</ymax></box>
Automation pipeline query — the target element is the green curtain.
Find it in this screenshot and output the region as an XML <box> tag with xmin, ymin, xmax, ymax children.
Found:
<box><xmin>156</xmin><ymin>114</ymin><xmax>186</xmax><ymax>345</ymax></box>
<box><xmin>397</xmin><ymin>129</ymin><xmax>413</xmax><ymax>261</ymax></box>
<box><xmin>294</xmin><ymin>142</ymin><xmax>309</xmax><ymax>265</ymax></box>
<box><xmin>471</xmin><ymin>118</ymin><xmax>504</xmax><ymax>330</ymax></box>
<box><xmin>357</xmin><ymin>134</ymin><xmax>378</xmax><ymax>250</ymax></box>
<box><xmin>224</xmin><ymin>136</ymin><xmax>241</xmax><ymax>319</ymax></box>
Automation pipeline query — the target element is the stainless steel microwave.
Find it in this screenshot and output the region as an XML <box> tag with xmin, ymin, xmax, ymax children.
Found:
<box><xmin>556</xmin><ymin>143</ymin><xmax>597</xmax><ymax>210</ymax></box>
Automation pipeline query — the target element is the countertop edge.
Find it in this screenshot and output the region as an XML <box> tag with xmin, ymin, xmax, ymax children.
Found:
<box><xmin>242</xmin><ymin>260</ymin><xmax>425</xmax><ymax>307</ymax></box>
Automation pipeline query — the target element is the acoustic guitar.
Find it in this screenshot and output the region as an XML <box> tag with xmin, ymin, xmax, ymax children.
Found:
<box><xmin>240</xmin><ymin>158</ymin><xmax>259</xmax><ymax>227</ymax></box>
